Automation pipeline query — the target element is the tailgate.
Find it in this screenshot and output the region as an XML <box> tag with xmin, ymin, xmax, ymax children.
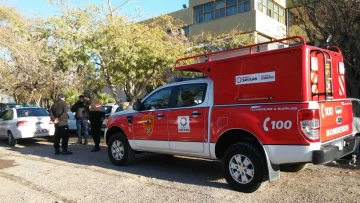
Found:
<box><xmin>319</xmin><ymin>100</ymin><xmax>352</xmax><ymax>142</ymax></box>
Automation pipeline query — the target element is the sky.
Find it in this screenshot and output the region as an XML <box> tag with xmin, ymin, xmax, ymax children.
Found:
<box><xmin>1</xmin><ymin>0</ymin><xmax>188</xmax><ymax>21</ymax></box>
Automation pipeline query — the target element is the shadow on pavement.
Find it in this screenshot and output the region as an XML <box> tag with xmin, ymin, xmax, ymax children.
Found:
<box><xmin>0</xmin><ymin>136</ymin><xmax>229</xmax><ymax>190</ymax></box>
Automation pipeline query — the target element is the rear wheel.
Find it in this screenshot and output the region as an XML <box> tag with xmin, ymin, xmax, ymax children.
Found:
<box><xmin>223</xmin><ymin>143</ymin><xmax>266</xmax><ymax>193</ymax></box>
<box><xmin>280</xmin><ymin>163</ymin><xmax>308</xmax><ymax>172</ymax></box>
<box><xmin>8</xmin><ymin>131</ymin><xmax>16</xmax><ymax>146</ymax></box>
<box><xmin>107</xmin><ymin>133</ymin><xmax>135</xmax><ymax>166</ymax></box>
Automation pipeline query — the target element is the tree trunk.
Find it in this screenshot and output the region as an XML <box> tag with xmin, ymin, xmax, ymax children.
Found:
<box><xmin>100</xmin><ymin>61</ymin><xmax>122</xmax><ymax>105</ymax></box>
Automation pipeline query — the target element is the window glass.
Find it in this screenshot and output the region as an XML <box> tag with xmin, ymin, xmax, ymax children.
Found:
<box><xmin>16</xmin><ymin>108</ymin><xmax>48</xmax><ymax>117</ymax></box>
<box><xmin>215</xmin><ymin>8</ymin><xmax>226</xmax><ymax>18</ymax></box>
<box><xmin>143</xmin><ymin>87</ymin><xmax>172</xmax><ymax>110</ymax></box>
<box><xmin>268</xmin><ymin>1</ymin><xmax>274</xmax><ymax>9</ymax></box>
<box><xmin>238</xmin><ymin>3</ymin><xmax>244</xmax><ymax>12</ymax></box>
<box><xmin>216</xmin><ymin>0</ymin><xmax>225</xmax><ymax>9</ymax></box>
<box><xmin>244</xmin><ymin>1</ymin><xmax>250</xmax><ymax>11</ymax></box>
<box><xmin>226</xmin><ymin>0</ymin><xmax>237</xmax><ymax>6</ymax></box>
<box><xmin>194</xmin><ymin>6</ymin><xmax>203</xmax><ymax>15</ymax></box>
<box><xmin>0</xmin><ymin>110</ymin><xmax>7</xmax><ymax>119</ymax></box>
<box><xmin>102</xmin><ymin>106</ymin><xmax>113</xmax><ymax>114</ymax></box>
<box><xmin>226</xmin><ymin>5</ymin><xmax>237</xmax><ymax>16</ymax></box>
<box><xmin>352</xmin><ymin>101</ymin><xmax>360</xmax><ymax>117</ymax></box>
<box><xmin>4</xmin><ymin>110</ymin><xmax>13</xmax><ymax>120</ymax></box>
<box><xmin>204</xmin><ymin>2</ymin><xmax>214</xmax><ymax>12</ymax></box>
<box><xmin>204</xmin><ymin>12</ymin><xmax>214</xmax><ymax>21</ymax></box>
<box><xmin>115</xmin><ymin>107</ymin><xmax>123</xmax><ymax>113</ymax></box>
<box><xmin>176</xmin><ymin>84</ymin><xmax>207</xmax><ymax>108</ymax></box>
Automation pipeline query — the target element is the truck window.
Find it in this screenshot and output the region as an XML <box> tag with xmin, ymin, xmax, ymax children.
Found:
<box><xmin>176</xmin><ymin>84</ymin><xmax>207</xmax><ymax>107</ymax></box>
<box><xmin>351</xmin><ymin>100</ymin><xmax>360</xmax><ymax>117</ymax></box>
<box><xmin>143</xmin><ymin>87</ymin><xmax>172</xmax><ymax>110</ymax></box>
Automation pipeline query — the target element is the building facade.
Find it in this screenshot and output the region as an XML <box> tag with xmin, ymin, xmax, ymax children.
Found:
<box><xmin>159</xmin><ymin>0</ymin><xmax>301</xmax><ymax>43</ymax></box>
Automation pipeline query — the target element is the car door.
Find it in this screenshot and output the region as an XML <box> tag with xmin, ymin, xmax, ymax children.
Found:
<box><xmin>0</xmin><ymin>110</ymin><xmax>6</xmax><ymax>137</ymax></box>
<box><xmin>132</xmin><ymin>87</ymin><xmax>172</xmax><ymax>150</ymax></box>
<box><xmin>351</xmin><ymin>100</ymin><xmax>360</xmax><ymax>135</ymax></box>
<box><xmin>0</xmin><ymin>110</ymin><xmax>13</xmax><ymax>137</ymax></box>
<box><xmin>167</xmin><ymin>83</ymin><xmax>209</xmax><ymax>153</ymax></box>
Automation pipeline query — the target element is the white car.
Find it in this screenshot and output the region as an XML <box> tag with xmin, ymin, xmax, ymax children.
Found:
<box><xmin>101</xmin><ymin>103</ymin><xmax>129</xmax><ymax>131</ymax></box>
<box><xmin>67</xmin><ymin>112</ymin><xmax>77</xmax><ymax>131</ymax></box>
<box><xmin>0</xmin><ymin>107</ymin><xmax>55</xmax><ymax>146</ymax></box>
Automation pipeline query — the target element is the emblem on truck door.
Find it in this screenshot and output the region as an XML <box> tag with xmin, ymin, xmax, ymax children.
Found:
<box><xmin>142</xmin><ymin>115</ymin><xmax>154</xmax><ymax>136</ymax></box>
<box><xmin>336</xmin><ymin>116</ymin><xmax>342</xmax><ymax>124</ymax></box>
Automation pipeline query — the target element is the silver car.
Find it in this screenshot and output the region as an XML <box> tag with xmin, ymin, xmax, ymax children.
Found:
<box><xmin>349</xmin><ymin>98</ymin><xmax>360</xmax><ymax>155</ymax></box>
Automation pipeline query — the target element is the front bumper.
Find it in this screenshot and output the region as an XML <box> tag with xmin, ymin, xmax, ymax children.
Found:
<box><xmin>313</xmin><ymin>136</ymin><xmax>360</xmax><ymax>165</ymax></box>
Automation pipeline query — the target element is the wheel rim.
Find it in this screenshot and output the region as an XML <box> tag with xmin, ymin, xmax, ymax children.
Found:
<box><xmin>111</xmin><ymin>140</ymin><xmax>125</xmax><ymax>160</ymax></box>
<box><xmin>229</xmin><ymin>154</ymin><xmax>254</xmax><ymax>184</ymax></box>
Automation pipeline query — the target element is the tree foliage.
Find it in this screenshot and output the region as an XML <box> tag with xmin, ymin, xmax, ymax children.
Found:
<box><xmin>293</xmin><ymin>0</ymin><xmax>360</xmax><ymax>97</ymax></box>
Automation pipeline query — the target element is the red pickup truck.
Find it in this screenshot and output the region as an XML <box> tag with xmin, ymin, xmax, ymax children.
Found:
<box><xmin>104</xmin><ymin>36</ymin><xmax>360</xmax><ymax>193</ymax></box>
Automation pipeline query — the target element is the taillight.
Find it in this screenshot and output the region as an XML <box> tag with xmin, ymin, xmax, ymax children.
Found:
<box><xmin>298</xmin><ymin>109</ymin><xmax>320</xmax><ymax>142</ymax></box>
<box><xmin>16</xmin><ymin>121</ymin><xmax>28</xmax><ymax>127</ymax></box>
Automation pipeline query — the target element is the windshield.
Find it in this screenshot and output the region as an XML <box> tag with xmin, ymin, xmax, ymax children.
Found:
<box><xmin>16</xmin><ymin>108</ymin><xmax>49</xmax><ymax>117</ymax></box>
<box><xmin>103</xmin><ymin>106</ymin><xmax>113</xmax><ymax>114</ymax></box>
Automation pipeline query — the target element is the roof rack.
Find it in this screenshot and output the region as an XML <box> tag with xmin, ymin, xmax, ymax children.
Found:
<box><xmin>175</xmin><ymin>36</ymin><xmax>306</xmax><ymax>70</ymax></box>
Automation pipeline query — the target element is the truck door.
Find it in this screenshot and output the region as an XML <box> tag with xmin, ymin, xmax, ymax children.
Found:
<box><xmin>167</xmin><ymin>83</ymin><xmax>208</xmax><ymax>153</ymax></box>
<box><xmin>132</xmin><ymin>87</ymin><xmax>172</xmax><ymax>150</ymax></box>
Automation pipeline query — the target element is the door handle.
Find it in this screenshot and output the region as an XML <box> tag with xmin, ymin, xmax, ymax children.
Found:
<box><xmin>156</xmin><ymin>114</ymin><xmax>164</xmax><ymax>119</ymax></box>
<box><xmin>191</xmin><ymin>111</ymin><xmax>201</xmax><ymax>117</ymax></box>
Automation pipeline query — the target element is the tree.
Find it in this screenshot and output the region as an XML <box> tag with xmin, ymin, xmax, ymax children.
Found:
<box><xmin>292</xmin><ymin>0</ymin><xmax>360</xmax><ymax>97</ymax></box>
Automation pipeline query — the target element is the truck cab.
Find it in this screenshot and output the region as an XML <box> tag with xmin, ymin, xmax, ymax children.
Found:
<box><xmin>104</xmin><ymin>36</ymin><xmax>360</xmax><ymax>193</ymax></box>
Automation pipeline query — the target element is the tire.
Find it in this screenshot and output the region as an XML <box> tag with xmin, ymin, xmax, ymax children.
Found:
<box><xmin>8</xmin><ymin>131</ymin><xmax>17</xmax><ymax>146</ymax></box>
<box><xmin>107</xmin><ymin>133</ymin><xmax>135</xmax><ymax>166</ymax></box>
<box><xmin>223</xmin><ymin>143</ymin><xmax>266</xmax><ymax>193</ymax></box>
<box><xmin>47</xmin><ymin>136</ymin><xmax>54</xmax><ymax>143</ymax></box>
<box><xmin>280</xmin><ymin>163</ymin><xmax>308</xmax><ymax>172</ymax></box>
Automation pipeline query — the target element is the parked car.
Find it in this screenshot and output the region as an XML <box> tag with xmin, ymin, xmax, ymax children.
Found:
<box><xmin>67</xmin><ymin>112</ymin><xmax>77</xmax><ymax>131</ymax></box>
<box><xmin>0</xmin><ymin>107</ymin><xmax>55</xmax><ymax>146</ymax></box>
<box><xmin>101</xmin><ymin>103</ymin><xmax>129</xmax><ymax>131</ymax></box>
<box><xmin>349</xmin><ymin>98</ymin><xmax>360</xmax><ymax>155</ymax></box>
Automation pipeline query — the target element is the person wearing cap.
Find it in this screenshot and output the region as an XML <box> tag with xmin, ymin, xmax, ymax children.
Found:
<box><xmin>88</xmin><ymin>93</ymin><xmax>105</xmax><ymax>152</ymax></box>
<box><xmin>71</xmin><ymin>95</ymin><xmax>89</xmax><ymax>145</ymax></box>
<box><xmin>49</xmin><ymin>93</ymin><xmax>72</xmax><ymax>155</ymax></box>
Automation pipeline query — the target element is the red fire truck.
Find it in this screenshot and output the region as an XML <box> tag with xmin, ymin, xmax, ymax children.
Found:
<box><xmin>104</xmin><ymin>36</ymin><xmax>360</xmax><ymax>193</ymax></box>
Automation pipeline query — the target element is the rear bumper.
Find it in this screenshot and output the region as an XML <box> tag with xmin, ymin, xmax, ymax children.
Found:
<box><xmin>312</xmin><ymin>136</ymin><xmax>360</xmax><ymax>165</ymax></box>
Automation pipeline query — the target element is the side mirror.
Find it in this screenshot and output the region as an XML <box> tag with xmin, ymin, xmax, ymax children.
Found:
<box><xmin>133</xmin><ymin>100</ymin><xmax>143</xmax><ymax>111</ymax></box>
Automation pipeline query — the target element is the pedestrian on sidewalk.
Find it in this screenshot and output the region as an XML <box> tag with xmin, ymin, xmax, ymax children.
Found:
<box><xmin>71</xmin><ymin>95</ymin><xmax>89</xmax><ymax>145</ymax></box>
<box><xmin>49</xmin><ymin>93</ymin><xmax>72</xmax><ymax>155</ymax></box>
<box><xmin>88</xmin><ymin>93</ymin><xmax>105</xmax><ymax>152</ymax></box>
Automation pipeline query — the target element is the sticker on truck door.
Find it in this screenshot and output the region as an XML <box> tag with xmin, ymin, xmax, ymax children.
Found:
<box><xmin>178</xmin><ymin>116</ymin><xmax>190</xmax><ymax>132</ymax></box>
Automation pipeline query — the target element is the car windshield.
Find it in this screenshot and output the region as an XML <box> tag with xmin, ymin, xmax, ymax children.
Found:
<box><xmin>16</xmin><ymin>108</ymin><xmax>49</xmax><ymax>117</ymax></box>
<box><xmin>103</xmin><ymin>106</ymin><xmax>113</xmax><ymax>114</ymax></box>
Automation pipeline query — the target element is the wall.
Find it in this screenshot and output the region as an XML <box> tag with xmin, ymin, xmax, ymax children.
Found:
<box><xmin>255</xmin><ymin>10</ymin><xmax>287</xmax><ymax>39</ymax></box>
<box><xmin>168</xmin><ymin>8</ymin><xmax>193</xmax><ymax>25</ymax></box>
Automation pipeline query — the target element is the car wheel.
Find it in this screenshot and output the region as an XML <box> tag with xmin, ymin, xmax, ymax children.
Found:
<box><xmin>8</xmin><ymin>131</ymin><xmax>17</xmax><ymax>146</ymax></box>
<box><xmin>47</xmin><ymin>136</ymin><xmax>54</xmax><ymax>143</ymax></box>
<box><xmin>108</xmin><ymin>133</ymin><xmax>135</xmax><ymax>166</ymax></box>
<box><xmin>280</xmin><ymin>163</ymin><xmax>308</xmax><ymax>172</ymax></box>
<box><xmin>223</xmin><ymin>143</ymin><xmax>266</xmax><ymax>193</ymax></box>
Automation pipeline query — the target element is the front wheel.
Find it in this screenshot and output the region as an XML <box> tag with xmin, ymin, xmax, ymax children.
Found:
<box><xmin>8</xmin><ymin>131</ymin><xmax>17</xmax><ymax>146</ymax></box>
<box><xmin>223</xmin><ymin>143</ymin><xmax>266</xmax><ymax>193</ymax></box>
<box><xmin>107</xmin><ymin>133</ymin><xmax>135</xmax><ymax>166</ymax></box>
<box><xmin>280</xmin><ymin>163</ymin><xmax>308</xmax><ymax>172</ymax></box>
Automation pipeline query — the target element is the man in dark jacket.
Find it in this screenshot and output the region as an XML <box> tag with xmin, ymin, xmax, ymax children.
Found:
<box><xmin>49</xmin><ymin>93</ymin><xmax>72</xmax><ymax>155</ymax></box>
<box><xmin>88</xmin><ymin>93</ymin><xmax>105</xmax><ymax>152</ymax></box>
<box><xmin>71</xmin><ymin>95</ymin><xmax>89</xmax><ymax>145</ymax></box>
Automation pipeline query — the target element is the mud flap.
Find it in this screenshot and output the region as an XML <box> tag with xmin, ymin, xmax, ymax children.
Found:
<box><xmin>263</xmin><ymin>147</ymin><xmax>280</xmax><ymax>182</ymax></box>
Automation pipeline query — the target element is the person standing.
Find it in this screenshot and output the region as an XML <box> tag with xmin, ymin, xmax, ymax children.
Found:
<box><xmin>71</xmin><ymin>95</ymin><xmax>89</xmax><ymax>145</ymax></box>
<box><xmin>88</xmin><ymin>93</ymin><xmax>105</xmax><ymax>152</ymax></box>
<box><xmin>49</xmin><ymin>94</ymin><xmax>72</xmax><ymax>155</ymax></box>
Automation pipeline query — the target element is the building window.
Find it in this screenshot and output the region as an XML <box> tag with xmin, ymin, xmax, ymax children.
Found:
<box><xmin>193</xmin><ymin>0</ymin><xmax>251</xmax><ymax>24</ymax></box>
<box><xmin>257</xmin><ymin>0</ymin><xmax>285</xmax><ymax>24</ymax></box>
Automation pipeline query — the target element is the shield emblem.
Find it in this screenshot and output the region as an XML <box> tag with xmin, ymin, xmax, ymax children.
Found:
<box><xmin>142</xmin><ymin>115</ymin><xmax>154</xmax><ymax>136</ymax></box>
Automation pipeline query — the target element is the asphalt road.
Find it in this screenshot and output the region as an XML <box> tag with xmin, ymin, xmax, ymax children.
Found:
<box><xmin>0</xmin><ymin>136</ymin><xmax>359</xmax><ymax>203</ymax></box>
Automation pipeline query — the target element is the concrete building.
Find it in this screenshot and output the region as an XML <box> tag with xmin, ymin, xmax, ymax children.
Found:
<box><xmin>151</xmin><ymin>0</ymin><xmax>301</xmax><ymax>43</ymax></box>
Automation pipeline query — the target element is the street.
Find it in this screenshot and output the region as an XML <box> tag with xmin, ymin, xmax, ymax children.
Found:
<box><xmin>0</xmin><ymin>137</ymin><xmax>359</xmax><ymax>203</ymax></box>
